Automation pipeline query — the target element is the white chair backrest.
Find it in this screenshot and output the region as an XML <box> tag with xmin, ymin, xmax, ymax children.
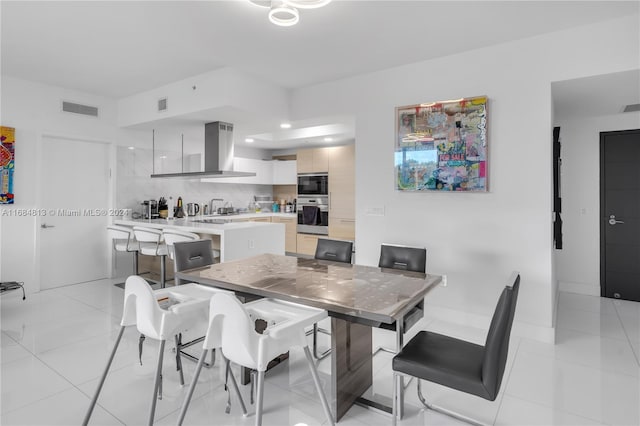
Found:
<box><xmin>204</xmin><ymin>292</ymin><xmax>261</xmax><ymax>370</ymax></box>
<box><xmin>163</xmin><ymin>229</ymin><xmax>199</xmax><ymax>259</ymax></box>
<box><xmin>107</xmin><ymin>225</ymin><xmax>133</xmax><ymax>240</ymax></box>
<box><xmin>133</xmin><ymin>226</ymin><xmax>163</xmax><ymax>243</ymax></box>
<box><xmin>121</xmin><ymin>275</ymin><xmax>167</xmax><ymax>339</ymax></box>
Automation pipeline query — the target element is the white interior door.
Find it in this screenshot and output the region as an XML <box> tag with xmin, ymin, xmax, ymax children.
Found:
<box><xmin>39</xmin><ymin>136</ymin><xmax>110</xmax><ymax>289</ymax></box>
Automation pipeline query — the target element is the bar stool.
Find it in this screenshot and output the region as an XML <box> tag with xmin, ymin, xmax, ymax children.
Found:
<box><xmin>82</xmin><ymin>275</ymin><xmax>234</xmax><ymax>426</ymax></box>
<box><xmin>107</xmin><ymin>225</ymin><xmax>139</xmax><ymax>275</ymax></box>
<box><xmin>133</xmin><ymin>226</ymin><xmax>168</xmax><ymax>288</ymax></box>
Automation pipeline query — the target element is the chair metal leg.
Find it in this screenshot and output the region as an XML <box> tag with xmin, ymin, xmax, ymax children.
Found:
<box><xmin>255</xmin><ymin>370</ymin><xmax>265</xmax><ymax>426</ymax></box>
<box><xmin>160</xmin><ymin>255</ymin><xmax>166</xmax><ymax>288</ymax></box>
<box><xmin>177</xmin><ymin>348</ymin><xmax>208</xmax><ymax>426</ymax></box>
<box><xmin>148</xmin><ymin>340</ymin><xmax>165</xmax><ymax>426</ymax></box>
<box><xmin>392</xmin><ymin>372</ymin><xmax>399</xmax><ymax>426</ymax></box>
<box><xmin>223</xmin><ymin>356</ymin><xmax>248</xmax><ymax>416</ymax></box>
<box><xmin>416</xmin><ymin>379</ymin><xmax>488</xmax><ymax>426</ymax></box>
<box><xmin>175</xmin><ymin>334</ymin><xmax>184</xmax><ymax>386</ymax></box>
<box><xmin>82</xmin><ymin>326</ymin><xmax>125</xmax><ymax>426</ymax></box>
<box><xmin>313</xmin><ymin>323</ymin><xmax>332</xmax><ymax>360</ymax></box>
<box><xmin>133</xmin><ymin>251</ymin><xmax>139</xmax><ymax>275</ymax></box>
<box><xmin>303</xmin><ymin>346</ymin><xmax>335</xmax><ymax>426</ymax></box>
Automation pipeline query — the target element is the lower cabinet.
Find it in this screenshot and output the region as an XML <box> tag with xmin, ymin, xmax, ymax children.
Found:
<box><xmin>249</xmin><ymin>217</ymin><xmax>272</xmax><ymax>223</ymax></box>
<box><xmin>296</xmin><ymin>233</ymin><xmax>319</xmax><ymax>256</ymax></box>
<box><xmin>329</xmin><ymin>218</ymin><xmax>355</xmax><ymax>241</ymax></box>
<box><xmin>272</xmin><ymin>216</ymin><xmax>297</xmax><ymax>253</ymax></box>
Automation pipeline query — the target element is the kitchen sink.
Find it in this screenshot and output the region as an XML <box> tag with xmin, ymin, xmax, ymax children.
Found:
<box><xmin>191</xmin><ymin>217</ymin><xmax>233</xmax><ymax>224</ymax></box>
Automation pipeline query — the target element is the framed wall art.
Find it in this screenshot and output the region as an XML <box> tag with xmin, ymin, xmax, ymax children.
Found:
<box><xmin>0</xmin><ymin>126</ymin><xmax>15</xmax><ymax>204</ymax></box>
<box><xmin>395</xmin><ymin>96</ymin><xmax>487</xmax><ymax>192</ymax></box>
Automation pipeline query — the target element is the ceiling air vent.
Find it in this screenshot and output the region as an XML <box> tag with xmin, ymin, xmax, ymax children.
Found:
<box><xmin>623</xmin><ymin>103</ymin><xmax>640</xmax><ymax>113</ymax></box>
<box><xmin>62</xmin><ymin>101</ymin><xmax>98</xmax><ymax>117</ymax></box>
<box><xmin>158</xmin><ymin>97</ymin><xmax>168</xmax><ymax>112</ymax></box>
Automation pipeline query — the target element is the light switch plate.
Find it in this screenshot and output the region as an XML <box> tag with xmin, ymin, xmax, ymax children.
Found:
<box><xmin>365</xmin><ymin>206</ymin><xmax>385</xmax><ymax>216</ymax></box>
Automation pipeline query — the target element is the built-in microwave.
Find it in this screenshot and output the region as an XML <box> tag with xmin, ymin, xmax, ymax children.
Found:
<box><xmin>297</xmin><ymin>173</ymin><xmax>328</xmax><ymax>196</ymax></box>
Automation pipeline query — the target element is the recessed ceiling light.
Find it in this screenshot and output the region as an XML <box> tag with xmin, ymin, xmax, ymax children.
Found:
<box><xmin>245</xmin><ymin>138</ymin><xmax>255</xmax><ymax>143</ymax></box>
<box><xmin>324</xmin><ymin>137</ymin><xmax>333</xmax><ymax>142</ymax></box>
<box><xmin>280</xmin><ymin>123</ymin><xmax>292</xmax><ymax>129</ymax></box>
<box><xmin>128</xmin><ymin>146</ymin><xmax>135</xmax><ymax>150</ymax></box>
<box><xmin>159</xmin><ymin>155</ymin><xmax>167</xmax><ymax>159</ymax></box>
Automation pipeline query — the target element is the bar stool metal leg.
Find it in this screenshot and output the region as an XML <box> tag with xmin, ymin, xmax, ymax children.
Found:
<box><xmin>160</xmin><ymin>255</ymin><xmax>166</xmax><ymax>288</ymax></box>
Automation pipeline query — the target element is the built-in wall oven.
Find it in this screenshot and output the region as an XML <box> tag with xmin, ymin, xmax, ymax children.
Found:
<box><xmin>297</xmin><ymin>173</ymin><xmax>328</xmax><ymax>196</ymax></box>
<box><xmin>297</xmin><ymin>195</ymin><xmax>329</xmax><ymax>235</ymax></box>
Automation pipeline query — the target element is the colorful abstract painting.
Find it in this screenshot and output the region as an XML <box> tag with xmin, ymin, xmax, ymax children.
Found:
<box><xmin>395</xmin><ymin>96</ymin><xmax>488</xmax><ymax>192</ymax></box>
<box><xmin>1</xmin><ymin>126</ymin><xmax>15</xmax><ymax>204</ymax></box>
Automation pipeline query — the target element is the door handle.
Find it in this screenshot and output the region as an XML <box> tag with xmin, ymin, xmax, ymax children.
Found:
<box><xmin>41</xmin><ymin>223</ymin><xmax>56</xmax><ymax>229</ymax></box>
<box><xmin>609</xmin><ymin>215</ymin><xmax>624</xmax><ymax>225</ymax></box>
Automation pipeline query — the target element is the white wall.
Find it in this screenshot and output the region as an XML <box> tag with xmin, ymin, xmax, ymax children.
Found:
<box><xmin>0</xmin><ymin>76</ymin><xmax>124</xmax><ymax>293</ymax></box>
<box><xmin>0</xmin><ymin>76</ymin><xmax>280</xmax><ymax>292</ymax></box>
<box><xmin>555</xmin><ymin>112</ymin><xmax>640</xmax><ymax>296</ymax></box>
<box><xmin>290</xmin><ymin>16</ymin><xmax>639</xmax><ymax>342</ymax></box>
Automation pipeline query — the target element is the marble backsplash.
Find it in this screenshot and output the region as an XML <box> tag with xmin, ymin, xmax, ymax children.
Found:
<box><xmin>116</xmin><ymin>146</ymin><xmax>273</xmax><ymax>216</ymax></box>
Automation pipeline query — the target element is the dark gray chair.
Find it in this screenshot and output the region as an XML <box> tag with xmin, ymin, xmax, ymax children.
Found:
<box><xmin>173</xmin><ymin>239</ymin><xmax>214</xmax><ymax>286</ymax></box>
<box><xmin>392</xmin><ymin>272</ymin><xmax>520</xmax><ymax>426</ymax></box>
<box><xmin>375</xmin><ymin>244</ymin><xmax>427</xmax><ymax>356</ymax></box>
<box><xmin>310</xmin><ymin>238</ymin><xmax>354</xmax><ymax>360</ymax></box>
<box><xmin>315</xmin><ymin>238</ymin><xmax>354</xmax><ymax>263</ymax></box>
<box><xmin>378</xmin><ymin>243</ymin><xmax>426</xmax><ymax>273</ymax></box>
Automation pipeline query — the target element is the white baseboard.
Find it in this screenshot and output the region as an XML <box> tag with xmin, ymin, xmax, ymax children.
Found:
<box><xmin>558</xmin><ymin>281</ymin><xmax>600</xmax><ymax>297</ymax></box>
<box><xmin>423</xmin><ymin>303</ymin><xmax>555</xmax><ymax>344</ymax></box>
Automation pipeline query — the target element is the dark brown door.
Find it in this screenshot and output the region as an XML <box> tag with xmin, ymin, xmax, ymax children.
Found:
<box><xmin>601</xmin><ymin>129</ymin><xmax>640</xmax><ymax>301</ymax></box>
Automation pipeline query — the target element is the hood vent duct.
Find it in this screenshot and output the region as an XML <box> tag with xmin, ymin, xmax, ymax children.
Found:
<box><xmin>150</xmin><ymin>121</ymin><xmax>256</xmax><ymax>179</ymax></box>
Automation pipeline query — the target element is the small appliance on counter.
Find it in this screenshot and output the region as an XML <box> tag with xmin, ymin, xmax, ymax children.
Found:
<box><xmin>141</xmin><ymin>200</ymin><xmax>159</xmax><ymax>219</ymax></box>
<box><xmin>186</xmin><ymin>203</ymin><xmax>200</xmax><ymax>216</ymax></box>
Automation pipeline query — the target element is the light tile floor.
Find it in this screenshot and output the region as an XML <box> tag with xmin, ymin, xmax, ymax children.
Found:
<box><xmin>1</xmin><ymin>279</ymin><xmax>639</xmax><ymax>425</ymax></box>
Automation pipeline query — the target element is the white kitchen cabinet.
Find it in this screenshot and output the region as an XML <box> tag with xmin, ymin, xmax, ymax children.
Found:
<box><xmin>272</xmin><ymin>160</ymin><xmax>297</xmax><ymax>185</ymax></box>
<box><xmin>201</xmin><ymin>158</ymin><xmax>295</xmax><ymax>185</ymax></box>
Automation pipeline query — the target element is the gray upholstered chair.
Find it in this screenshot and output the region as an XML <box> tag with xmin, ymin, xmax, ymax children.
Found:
<box><xmin>314</xmin><ymin>238</ymin><xmax>354</xmax><ymax>263</ymax></box>
<box><xmin>375</xmin><ymin>244</ymin><xmax>427</xmax><ymax>356</ymax></box>
<box><xmin>310</xmin><ymin>238</ymin><xmax>354</xmax><ymax>360</ymax></box>
<box><xmin>392</xmin><ymin>272</ymin><xmax>520</xmax><ymax>426</ymax></box>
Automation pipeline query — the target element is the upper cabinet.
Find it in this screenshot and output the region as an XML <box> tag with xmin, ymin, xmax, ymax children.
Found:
<box><xmin>297</xmin><ymin>148</ymin><xmax>329</xmax><ymax>173</ymax></box>
<box><xmin>201</xmin><ymin>159</ymin><xmax>295</xmax><ymax>185</ymax></box>
<box><xmin>272</xmin><ymin>160</ymin><xmax>297</xmax><ymax>185</ymax></box>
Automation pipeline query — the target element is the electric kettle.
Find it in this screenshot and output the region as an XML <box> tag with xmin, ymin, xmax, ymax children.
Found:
<box><xmin>186</xmin><ymin>203</ymin><xmax>200</xmax><ymax>216</ymax></box>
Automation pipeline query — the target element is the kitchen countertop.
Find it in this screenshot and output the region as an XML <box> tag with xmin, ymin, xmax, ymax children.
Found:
<box><xmin>114</xmin><ymin>212</ymin><xmax>295</xmax><ymax>235</ymax></box>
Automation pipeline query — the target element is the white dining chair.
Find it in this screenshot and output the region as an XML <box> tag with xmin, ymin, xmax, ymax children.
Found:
<box><xmin>177</xmin><ymin>293</ymin><xmax>335</xmax><ymax>426</ymax></box>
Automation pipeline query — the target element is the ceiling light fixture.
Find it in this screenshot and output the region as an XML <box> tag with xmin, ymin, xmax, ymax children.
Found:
<box><xmin>280</xmin><ymin>123</ymin><xmax>292</xmax><ymax>129</ymax></box>
<box><xmin>324</xmin><ymin>137</ymin><xmax>333</xmax><ymax>142</ymax></box>
<box><xmin>251</xmin><ymin>0</ymin><xmax>331</xmax><ymax>27</ymax></box>
<box><xmin>245</xmin><ymin>138</ymin><xmax>255</xmax><ymax>143</ymax></box>
<box><xmin>269</xmin><ymin>2</ymin><xmax>299</xmax><ymax>27</ymax></box>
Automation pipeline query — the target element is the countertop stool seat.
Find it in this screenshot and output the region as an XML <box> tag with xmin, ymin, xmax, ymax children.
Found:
<box><xmin>133</xmin><ymin>226</ymin><xmax>168</xmax><ymax>288</ymax></box>
<box><xmin>107</xmin><ymin>225</ymin><xmax>139</xmax><ymax>276</ymax></box>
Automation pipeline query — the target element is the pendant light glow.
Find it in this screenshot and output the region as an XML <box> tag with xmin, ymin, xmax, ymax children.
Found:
<box><xmin>284</xmin><ymin>0</ymin><xmax>332</xmax><ymax>9</ymax></box>
<box><xmin>269</xmin><ymin>3</ymin><xmax>299</xmax><ymax>27</ymax></box>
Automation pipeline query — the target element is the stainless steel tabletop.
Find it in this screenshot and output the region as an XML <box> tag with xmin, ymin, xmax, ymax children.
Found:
<box><xmin>176</xmin><ymin>253</ymin><xmax>442</xmax><ymax>326</ymax></box>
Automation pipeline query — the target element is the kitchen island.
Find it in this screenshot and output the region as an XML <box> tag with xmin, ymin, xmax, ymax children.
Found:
<box><xmin>114</xmin><ymin>216</ymin><xmax>285</xmax><ymax>263</ymax></box>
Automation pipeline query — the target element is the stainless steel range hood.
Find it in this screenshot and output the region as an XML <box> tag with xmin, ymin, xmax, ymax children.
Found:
<box><xmin>150</xmin><ymin>121</ymin><xmax>256</xmax><ymax>179</ymax></box>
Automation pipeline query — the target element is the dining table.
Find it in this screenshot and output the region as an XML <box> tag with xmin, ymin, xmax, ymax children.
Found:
<box><xmin>175</xmin><ymin>253</ymin><xmax>442</xmax><ymax>422</ymax></box>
